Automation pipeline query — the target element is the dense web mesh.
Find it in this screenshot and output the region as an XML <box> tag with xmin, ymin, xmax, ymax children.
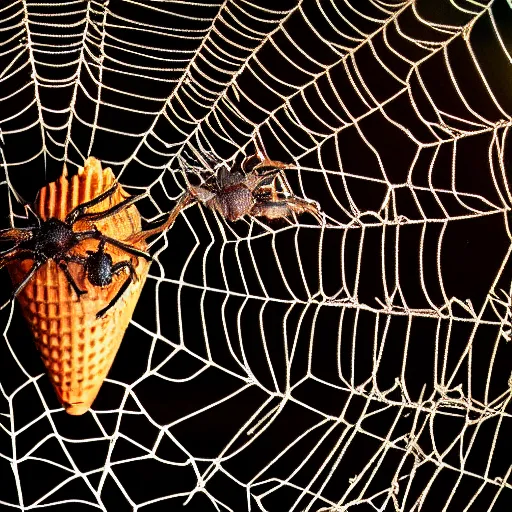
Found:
<box><xmin>0</xmin><ymin>0</ymin><xmax>511</xmax><ymax>510</ymax></box>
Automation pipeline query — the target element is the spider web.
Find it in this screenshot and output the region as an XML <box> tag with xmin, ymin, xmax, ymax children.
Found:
<box><xmin>0</xmin><ymin>0</ymin><xmax>511</xmax><ymax>510</ymax></box>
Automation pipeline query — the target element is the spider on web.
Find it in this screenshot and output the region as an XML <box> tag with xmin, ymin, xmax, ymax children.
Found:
<box><xmin>174</xmin><ymin>137</ymin><xmax>322</xmax><ymax>224</ymax></box>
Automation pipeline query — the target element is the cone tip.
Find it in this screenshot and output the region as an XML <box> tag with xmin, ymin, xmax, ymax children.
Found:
<box><xmin>64</xmin><ymin>401</ymin><xmax>92</xmax><ymax>416</ymax></box>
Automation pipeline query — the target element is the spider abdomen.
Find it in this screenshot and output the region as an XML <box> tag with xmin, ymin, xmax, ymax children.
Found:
<box><xmin>86</xmin><ymin>251</ymin><xmax>114</xmax><ymax>287</ymax></box>
<box><xmin>213</xmin><ymin>184</ymin><xmax>253</xmax><ymax>221</ymax></box>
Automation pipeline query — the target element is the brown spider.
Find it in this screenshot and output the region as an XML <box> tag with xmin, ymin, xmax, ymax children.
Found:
<box><xmin>175</xmin><ymin>141</ymin><xmax>322</xmax><ymax>223</ymax></box>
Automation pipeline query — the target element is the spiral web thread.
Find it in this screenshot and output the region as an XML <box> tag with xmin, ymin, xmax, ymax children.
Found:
<box><xmin>0</xmin><ymin>0</ymin><xmax>511</xmax><ymax>510</ymax></box>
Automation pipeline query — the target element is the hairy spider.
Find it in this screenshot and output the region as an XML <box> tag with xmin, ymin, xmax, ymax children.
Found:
<box><xmin>175</xmin><ymin>141</ymin><xmax>322</xmax><ymax>223</ymax></box>
<box><xmin>0</xmin><ymin>182</ymin><xmax>151</xmax><ymax>316</ymax></box>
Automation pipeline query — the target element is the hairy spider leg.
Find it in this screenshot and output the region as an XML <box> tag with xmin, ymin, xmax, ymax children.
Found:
<box><xmin>287</xmin><ymin>196</ymin><xmax>322</xmax><ymax>222</ymax></box>
<box><xmin>178</xmin><ymin>155</ymin><xmax>203</xmax><ymax>179</ymax></box>
<box><xmin>65</xmin><ymin>182</ymin><xmax>119</xmax><ymax>224</ymax></box>
<box><xmin>95</xmin><ymin>232</ymin><xmax>152</xmax><ymax>261</ymax></box>
<box><xmin>252</xmin><ymin>160</ymin><xmax>291</xmax><ymax>175</ymax></box>
<box><xmin>58</xmin><ymin>261</ymin><xmax>87</xmax><ymax>298</ymax></box>
<box><xmin>72</xmin><ymin>192</ymin><xmax>147</xmax><ymax>225</ymax></box>
<box><xmin>63</xmin><ymin>254</ymin><xmax>87</xmax><ymax>266</ymax></box>
<box><xmin>201</xmin><ymin>151</ymin><xmax>223</xmax><ymax>169</ymax></box>
<box><xmin>0</xmin><ymin>227</ymin><xmax>35</xmax><ymax>260</ymax></box>
<box><xmin>0</xmin><ymin>259</ymin><xmax>45</xmax><ymax>310</ymax></box>
<box><xmin>94</xmin><ymin>237</ymin><xmax>107</xmax><ymax>254</ymax></box>
<box><xmin>216</xmin><ymin>165</ymin><xmax>232</xmax><ymax>189</ymax></box>
<box><xmin>95</xmin><ymin>260</ymin><xmax>136</xmax><ymax>319</ymax></box>
<box><xmin>252</xmin><ymin>164</ymin><xmax>297</xmax><ymax>202</ymax></box>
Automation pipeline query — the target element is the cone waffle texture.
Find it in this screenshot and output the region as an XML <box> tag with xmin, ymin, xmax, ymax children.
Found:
<box><xmin>8</xmin><ymin>157</ymin><xmax>150</xmax><ymax>415</ymax></box>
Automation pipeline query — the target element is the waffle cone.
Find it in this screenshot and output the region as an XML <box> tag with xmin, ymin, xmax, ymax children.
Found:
<box><xmin>8</xmin><ymin>157</ymin><xmax>150</xmax><ymax>415</ymax></box>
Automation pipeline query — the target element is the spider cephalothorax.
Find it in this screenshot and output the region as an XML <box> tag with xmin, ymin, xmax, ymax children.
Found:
<box><xmin>174</xmin><ymin>141</ymin><xmax>322</xmax><ymax>223</ymax></box>
<box><xmin>0</xmin><ymin>181</ymin><xmax>151</xmax><ymax>317</ymax></box>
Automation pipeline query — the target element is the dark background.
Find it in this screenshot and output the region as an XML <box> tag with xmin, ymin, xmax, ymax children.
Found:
<box><xmin>0</xmin><ymin>1</ymin><xmax>511</xmax><ymax>511</ymax></box>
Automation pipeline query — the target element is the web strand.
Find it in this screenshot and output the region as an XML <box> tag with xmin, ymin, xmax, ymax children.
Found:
<box><xmin>0</xmin><ymin>0</ymin><xmax>511</xmax><ymax>511</ymax></box>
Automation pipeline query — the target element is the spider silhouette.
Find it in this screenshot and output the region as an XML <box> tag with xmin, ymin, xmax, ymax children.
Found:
<box><xmin>0</xmin><ymin>182</ymin><xmax>153</xmax><ymax>317</ymax></box>
<box><xmin>176</xmin><ymin>141</ymin><xmax>322</xmax><ymax>223</ymax></box>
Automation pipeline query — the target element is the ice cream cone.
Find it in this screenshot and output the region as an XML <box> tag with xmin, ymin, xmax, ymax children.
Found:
<box><xmin>8</xmin><ymin>157</ymin><xmax>150</xmax><ymax>415</ymax></box>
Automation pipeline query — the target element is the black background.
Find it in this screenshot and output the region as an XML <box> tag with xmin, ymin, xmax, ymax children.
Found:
<box><xmin>0</xmin><ymin>1</ymin><xmax>511</xmax><ymax>511</ymax></box>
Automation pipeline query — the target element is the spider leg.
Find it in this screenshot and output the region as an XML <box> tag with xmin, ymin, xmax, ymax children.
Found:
<box><xmin>58</xmin><ymin>261</ymin><xmax>87</xmax><ymax>298</ymax></box>
<box><xmin>252</xmin><ymin>133</ymin><xmax>293</xmax><ymax>173</ymax></box>
<box><xmin>0</xmin><ymin>249</ymin><xmax>34</xmax><ymax>269</ymax></box>
<box><xmin>0</xmin><ymin>253</ymin><xmax>41</xmax><ymax>310</ymax></box>
<box><xmin>74</xmin><ymin>229</ymin><xmax>102</xmax><ymax>242</ymax></box>
<box><xmin>111</xmin><ymin>260</ymin><xmax>136</xmax><ymax>280</ymax></box>
<box><xmin>125</xmin><ymin>192</ymin><xmax>196</xmax><ymax>245</ymax></box>
<box><xmin>245</xmin><ymin>170</ymin><xmax>279</xmax><ymax>193</ymax></box>
<box><xmin>95</xmin><ymin>233</ymin><xmax>152</xmax><ymax>261</ymax></box>
<box><xmin>9</xmin><ymin>259</ymin><xmax>45</xmax><ymax>300</ymax></box>
<box><xmin>286</xmin><ymin>197</ymin><xmax>323</xmax><ymax>223</ymax></box>
<box><xmin>64</xmin><ymin>254</ymin><xmax>88</xmax><ymax>266</ymax></box>
<box><xmin>250</xmin><ymin>197</ymin><xmax>322</xmax><ymax>223</ymax></box>
<box><xmin>95</xmin><ymin>261</ymin><xmax>135</xmax><ymax>319</ymax></box>
<box><xmin>70</xmin><ymin>192</ymin><xmax>147</xmax><ymax>225</ymax></box>
<box><xmin>0</xmin><ymin>227</ymin><xmax>34</xmax><ymax>243</ymax></box>
<box><xmin>65</xmin><ymin>182</ymin><xmax>119</xmax><ymax>224</ymax></box>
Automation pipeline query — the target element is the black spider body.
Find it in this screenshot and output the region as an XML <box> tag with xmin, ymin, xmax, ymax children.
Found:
<box><xmin>177</xmin><ymin>144</ymin><xmax>322</xmax><ymax>224</ymax></box>
<box><xmin>0</xmin><ymin>182</ymin><xmax>152</xmax><ymax>317</ymax></box>
<box><xmin>31</xmin><ymin>218</ymin><xmax>82</xmax><ymax>259</ymax></box>
<box><xmin>85</xmin><ymin>248</ymin><xmax>114</xmax><ymax>287</ymax></box>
